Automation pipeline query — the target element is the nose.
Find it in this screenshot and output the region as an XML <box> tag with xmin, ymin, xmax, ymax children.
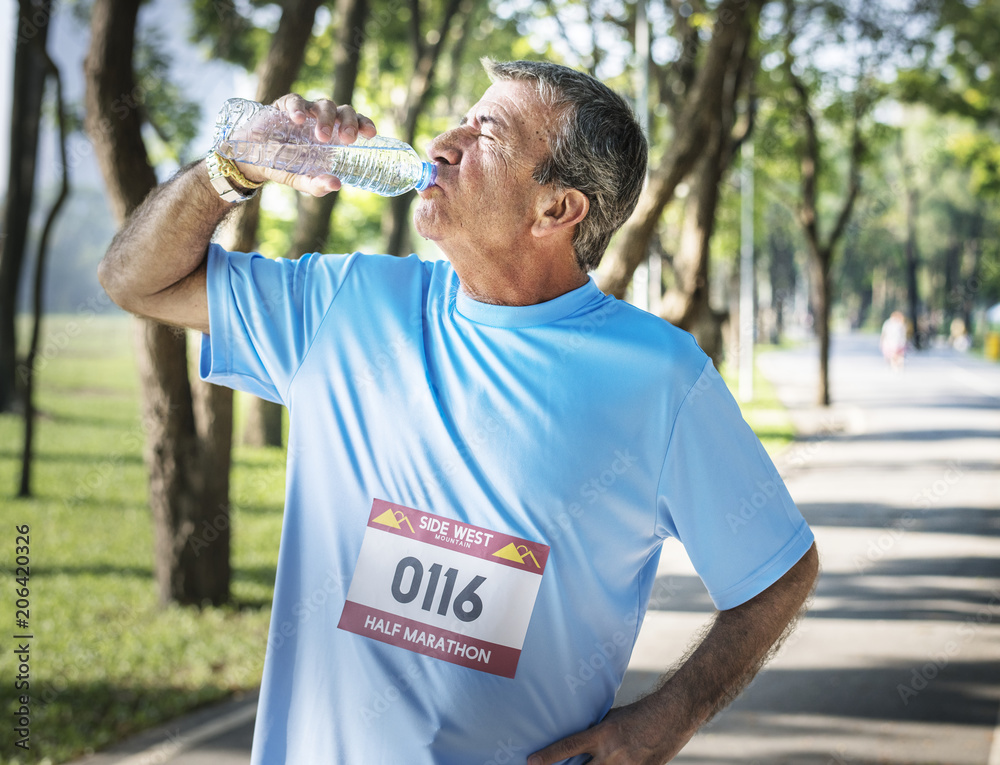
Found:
<box><xmin>428</xmin><ymin>128</ymin><xmax>465</xmax><ymax>166</ymax></box>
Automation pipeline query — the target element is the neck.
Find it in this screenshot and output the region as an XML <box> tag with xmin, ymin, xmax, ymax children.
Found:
<box><xmin>447</xmin><ymin>243</ymin><xmax>589</xmax><ymax>307</ymax></box>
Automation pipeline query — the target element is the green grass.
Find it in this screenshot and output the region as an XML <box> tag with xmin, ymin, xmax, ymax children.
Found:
<box><xmin>0</xmin><ymin>315</ymin><xmax>285</xmax><ymax>764</ymax></box>
<box><xmin>0</xmin><ymin>316</ymin><xmax>797</xmax><ymax>763</ymax></box>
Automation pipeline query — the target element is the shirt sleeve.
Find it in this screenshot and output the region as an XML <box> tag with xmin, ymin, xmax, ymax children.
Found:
<box><xmin>198</xmin><ymin>243</ymin><xmax>358</xmax><ymax>405</ymax></box>
<box><xmin>655</xmin><ymin>359</ymin><xmax>814</xmax><ymax>610</ymax></box>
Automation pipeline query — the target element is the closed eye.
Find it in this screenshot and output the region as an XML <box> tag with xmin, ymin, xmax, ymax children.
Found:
<box><xmin>460</xmin><ymin>114</ymin><xmax>504</xmax><ymax>140</ymax></box>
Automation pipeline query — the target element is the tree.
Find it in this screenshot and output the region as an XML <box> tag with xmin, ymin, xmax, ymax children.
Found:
<box><xmin>383</xmin><ymin>0</ymin><xmax>466</xmax><ymax>258</ymax></box>
<box><xmin>657</xmin><ymin>0</ymin><xmax>759</xmax><ymax>363</ymax></box>
<box><xmin>84</xmin><ymin>0</ymin><xmax>322</xmax><ymax>606</ymax></box>
<box><xmin>85</xmin><ymin>0</ymin><xmax>226</xmax><ymax>606</ymax></box>
<box><xmin>895</xmin><ymin>0</ymin><xmax>1000</xmax><ymax>336</ymax></box>
<box><xmin>0</xmin><ymin>0</ymin><xmax>55</xmax><ymax>414</ymax></box>
<box><xmin>896</xmin><ymin>132</ymin><xmax>922</xmax><ymax>348</ymax></box>
<box><xmin>242</xmin><ymin>0</ymin><xmax>370</xmax><ymax>448</ymax></box>
<box><xmin>19</xmin><ymin>30</ymin><xmax>70</xmax><ymax>497</ymax></box>
<box><xmin>595</xmin><ymin>0</ymin><xmax>765</xmax><ymax>321</ymax></box>
<box><xmin>779</xmin><ymin>0</ymin><xmax>871</xmax><ymax>406</ymax></box>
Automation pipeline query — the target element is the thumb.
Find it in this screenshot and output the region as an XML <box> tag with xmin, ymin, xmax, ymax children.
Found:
<box><xmin>266</xmin><ymin>167</ymin><xmax>342</xmax><ymax>197</ymax></box>
<box><xmin>528</xmin><ymin>729</ymin><xmax>595</xmax><ymax>765</ymax></box>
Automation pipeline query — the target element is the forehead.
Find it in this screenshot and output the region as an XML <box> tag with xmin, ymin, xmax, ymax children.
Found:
<box><xmin>465</xmin><ymin>79</ymin><xmax>558</xmax><ymax>135</ymax></box>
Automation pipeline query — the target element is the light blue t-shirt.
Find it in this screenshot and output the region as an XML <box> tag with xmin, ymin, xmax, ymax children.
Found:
<box><xmin>199</xmin><ymin>245</ymin><xmax>814</xmax><ymax>765</ymax></box>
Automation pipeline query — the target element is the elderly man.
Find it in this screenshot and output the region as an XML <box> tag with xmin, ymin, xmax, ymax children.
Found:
<box><xmin>99</xmin><ymin>59</ymin><xmax>817</xmax><ymax>764</ymax></box>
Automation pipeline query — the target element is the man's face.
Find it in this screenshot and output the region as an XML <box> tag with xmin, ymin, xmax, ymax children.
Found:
<box><xmin>413</xmin><ymin>80</ymin><xmax>558</xmax><ymax>257</ymax></box>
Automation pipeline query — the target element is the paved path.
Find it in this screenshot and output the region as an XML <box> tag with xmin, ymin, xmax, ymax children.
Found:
<box><xmin>622</xmin><ymin>334</ymin><xmax>1000</xmax><ymax>764</ymax></box>
<box><xmin>76</xmin><ymin>334</ymin><xmax>1000</xmax><ymax>764</ymax></box>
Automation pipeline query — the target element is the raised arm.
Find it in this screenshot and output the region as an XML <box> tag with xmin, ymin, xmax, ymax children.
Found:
<box><xmin>97</xmin><ymin>95</ymin><xmax>376</xmax><ymax>334</ymax></box>
<box><xmin>530</xmin><ymin>542</ymin><xmax>820</xmax><ymax>764</ymax></box>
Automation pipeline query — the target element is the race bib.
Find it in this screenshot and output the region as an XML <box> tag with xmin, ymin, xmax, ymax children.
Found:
<box><xmin>338</xmin><ymin>499</ymin><xmax>550</xmax><ymax>678</ymax></box>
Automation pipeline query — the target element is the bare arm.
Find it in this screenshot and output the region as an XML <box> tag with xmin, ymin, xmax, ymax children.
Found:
<box><xmin>97</xmin><ymin>95</ymin><xmax>376</xmax><ymax>333</ymax></box>
<box><xmin>530</xmin><ymin>541</ymin><xmax>820</xmax><ymax>764</ymax></box>
<box><xmin>97</xmin><ymin>162</ymin><xmax>231</xmax><ymax>334</ymax></box>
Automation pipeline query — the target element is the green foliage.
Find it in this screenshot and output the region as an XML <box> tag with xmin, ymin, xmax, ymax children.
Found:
<box><xmin>135</xmin><ymin>28</ymin><xmax>202</xmax><ymax>162</ymax></box>
<box><xmin>189</xmin><ymin>0</ymin><xmax>274</xmax><ymax>68</ymax></box>
<box><xmin>897</xmin><ymin>0</ymin><xmax>1000</xmax><ymax>124</ymax></box>
<box><xmin>896</xmin><ymin>0</ymin><xmax>1000</xmax><ymax>204</ymax></box>
<box><xmin>0</xmin><ymin>317</ymin><xmax>284</xmax><ymax>764</ymax></box>
<box><xmin>950</xmin><ymin>130</ymin><xmax>1000</xmax><ymax>197</ymax></box>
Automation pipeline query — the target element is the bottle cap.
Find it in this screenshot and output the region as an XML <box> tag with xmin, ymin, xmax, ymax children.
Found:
<box><xmin>416</xmin><ymin>162</ymin><xmax>437</xmax><ymax>192</ymax></box>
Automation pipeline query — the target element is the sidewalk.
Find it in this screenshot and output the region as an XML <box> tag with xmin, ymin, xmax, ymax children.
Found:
<box><xmin>74</xmin><ymin>334</ymin><xmax>1000</xmax><ymax>764</ymax></box>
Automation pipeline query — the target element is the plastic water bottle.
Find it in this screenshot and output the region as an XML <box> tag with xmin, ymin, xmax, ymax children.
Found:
<box><xmin>211</xmin><ymin>98</ymin><xmax>437</xmax><ymax>197</ymax></box>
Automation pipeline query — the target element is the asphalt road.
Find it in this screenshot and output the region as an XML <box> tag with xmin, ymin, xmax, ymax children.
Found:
<box><xmin>75</xmin><ymin>333</ymin><xmax>1000</xmax><ymax>765</ymax></box>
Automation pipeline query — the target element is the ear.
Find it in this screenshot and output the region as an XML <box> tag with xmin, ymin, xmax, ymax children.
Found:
<box><xmin>531</xmin><ymin>189</ymin><xmax>589</xmax><ymax>239</ymax></box>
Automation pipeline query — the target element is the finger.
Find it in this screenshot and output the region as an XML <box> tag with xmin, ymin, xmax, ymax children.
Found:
<box><xmin>310</xmin><ymin>98</ymin><xmax>340</xmax><ymax>143</ymax></box>
<box><xmin>291</xmin><ymin>172</ymin><xmax>340</xmax><ymax>197</ymax></box>
<box><xmin>255</xmin><ymin>166</ymin><xmax>340</xmax><ymax>197</ymax></box>
<box><xmin>528</xmin><ymin>730</ymin><xmax>595</xmax><ymax>765</ymax></box>
<box><xmin>356</xmin><ymin>113</ymin><xmax>378</xmax><ymax>139</ymax></box>
<box><xmin>334</xmin><ymin>104</ymin><xmax>361</xmax><ymax>143</ymax></box>
<box><xmin>272</xmin><ymin>93</ymin><xmax>313</xmax><ymax>124</ymax></box>
<box><xmin>302</xmin><ymin>173</ymin><xmax>341</xmax><ymax>196</ymax></box>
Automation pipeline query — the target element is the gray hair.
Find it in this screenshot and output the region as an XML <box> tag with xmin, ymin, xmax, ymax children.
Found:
<box><xmin>482</xmin><ymin>58</ymin><xmax>648</xmax><ymax>272</ymax></box>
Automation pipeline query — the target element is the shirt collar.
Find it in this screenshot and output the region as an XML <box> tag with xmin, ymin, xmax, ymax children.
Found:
<box><xmin>454</xmin><ymin>277</ymin><xmax>605</xmax><ymax>329</ymax></box>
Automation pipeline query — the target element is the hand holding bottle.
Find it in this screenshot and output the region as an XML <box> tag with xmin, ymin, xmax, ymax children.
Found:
<box><xmin>230</xmin><ymin>94</ymin><xmax>379</xmax><ymax>197</ymax></box>
<box><xmin>214</xmin><ymin>94</ymin><xmax>436</xmax><ymax>197</ymax></box>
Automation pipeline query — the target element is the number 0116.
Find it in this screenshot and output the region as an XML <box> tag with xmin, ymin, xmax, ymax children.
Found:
<box><xmin>390</xmin><ymin>556</ymin><xmax>485</xmax><ymax>623</ymax></box>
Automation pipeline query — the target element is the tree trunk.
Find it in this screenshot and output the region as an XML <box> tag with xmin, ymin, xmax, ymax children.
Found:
<box><xmin>807</xmin><ymin>246</ymin><xmax>832</xmax><ymax>406</ymax></box>
<box><xmin>85</xmin><ymin>0</ymin><xmax>230</xmax><ymax>606</ymax></box>
<box><xmin>904</xmin><ymin>185</ymin><xmax>921</xmax><ymax>348</ymax></box>
<box><xmin>0</xmin><ymin>0</ymin><xmax>53</xmax><ymax>414</ymax></box>
<box><xmin>658</xmin><ymin>11</ymin><xmax>753</xmax><ymax>364</ymax></box>
<box><xmin>596</xmin><ymin>0</ymin><xmax>763</xmax><ymax>299</ymax></box>
<box><xmin>942</xmin><ymin>239</ymin><xmax>960</xmax><ymax>330</ymax></box>
<box><xmin>959</xmin><ymin>211</ymin><xmax>983</xmax><ymax>334</ymax></box>
<box><xmin>897</xmin><ymin>134</ymin><xmax>922</xmax><ymax>349</ymax></box>
<box><xmin>242</xmin><ymin>0</ymin><xmax>369</xmax><ymax>447</ymax></box>
<box><xmin>783</xmin><ymin>0</ymin><xmax>864</xmax><ymax>407</ymax></box>
<box><xmin>383</xmin><ymin>0</ymin><xmax>465</xmax><ymax>257</ymax></box>
<box><xmin>768</xmin><ymin>227</ymin><xmax>795</xmax><ymax>344</ymax></box>
<box><xmin>19</xmin><ymin>45</ymin><xmax>68</xmax><ymax>498</ymax></box>
<box><xmin>660</xmin><ymin>147</ymin><xmax>726</xmax><ymax>362</ymax></box>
